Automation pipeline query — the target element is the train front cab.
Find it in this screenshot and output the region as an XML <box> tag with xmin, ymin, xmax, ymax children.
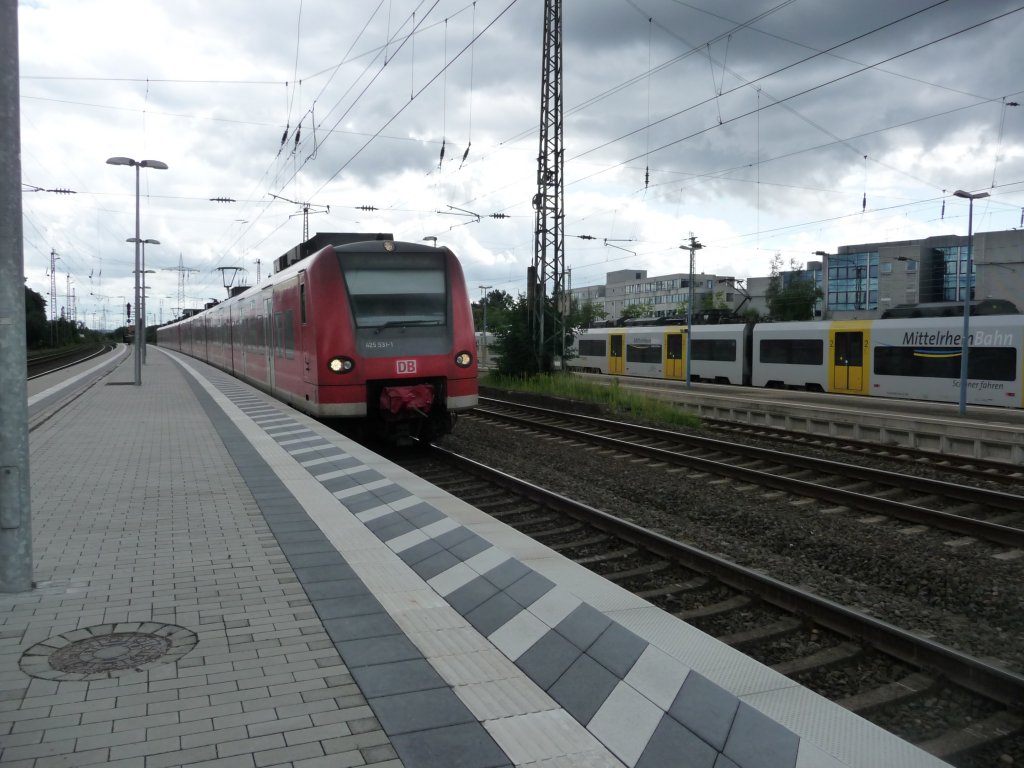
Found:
<box><xmin>828</xmin><ymin>320</ymin><xmax>870</xmax><ymax>395</ymax></box>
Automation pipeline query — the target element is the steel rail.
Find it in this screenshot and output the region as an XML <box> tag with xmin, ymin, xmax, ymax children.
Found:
<box><xmin>428</xmin><ymin>443</ymin><xmax>1024</xmax><ymax>708</ymax></box>
<box><xmin>475</xmin><ymin>398</ymin><xmax>1024</xmax><ymax>548</ymax></box>
<box><xmin>27</xmin><ymin>343</ymin><xmax>110</xmax><ymax>379</ymax></box>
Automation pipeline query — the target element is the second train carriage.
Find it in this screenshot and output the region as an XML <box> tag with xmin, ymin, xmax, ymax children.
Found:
<box><xmin>568</xmin><ymin>315</ymin><xmax>1024</xmax><ymax>409</ymax></box>
<box><xmin>157</xmin><ymin>238</ymin><xmax>479</xmax><ymax>442</ymax></box>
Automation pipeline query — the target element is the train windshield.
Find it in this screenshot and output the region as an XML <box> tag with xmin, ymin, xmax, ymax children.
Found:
<box><xmin>340</xmin><ymin>251</ymin><xmax>447</xmax><ymax>329</ymax></box>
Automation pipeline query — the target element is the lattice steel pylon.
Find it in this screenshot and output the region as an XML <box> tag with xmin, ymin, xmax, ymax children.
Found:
<box><xmin>162</xmin><ymin>253</ymin><xmax>198</xmax><ymax>319</ymax></box>
<box><xmin>530</xmin><ymin>0</ymin><xmax>565</xmax><ymax>371</ymax></box>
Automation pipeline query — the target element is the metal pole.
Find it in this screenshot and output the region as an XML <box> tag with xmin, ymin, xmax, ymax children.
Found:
<box><xmin>958</xmin><ymin>200</ymin><xmax>975</xmax><ymax>416</ymax></box>
<box><xmin>133</xmin><ymin>164</ymin><xmax>142</xmax><ymax>385</ymax></box>
<box><xmin>682</xmin><ymin>234</ymin><xmax>702</xmax><ymax>389</ymax></box>
<box><xmin>954</xmin><ymin>190</ymin><xmax>988</xmax><ymax>416</ymax></box>
<box><xmin>686</xmin><ymin>246</ymin><xmax>694</xmax><ymax>388</ymax></box>
<box><xmin>141</xmin><ymin>241</ymin><xmax>147</xmax><ymax>364</ymax></box>
<box><xmin>0</xmin><ymin>0</ymin><xmax>33</xmax><ymax>592</ymax></box>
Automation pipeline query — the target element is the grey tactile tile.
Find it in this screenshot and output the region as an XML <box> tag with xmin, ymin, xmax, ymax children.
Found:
<box><xmin>399</xmin><ymin>502</ymin><xmax>447</xmax><ymax>527</ymax></box>
<box><xmin>635</xmin><ymin>714</ymin><xmax>718</xmax><ymax>768</ymax></box>
<box><xmin>555</xmin><ymin>603</ymin><xmax>614</xmax><ymax>651</ymax></box>
<box><xmin>588</xmin><ymin>622</ymin><xmax>648</xmax><ymax>678</ymax></box>
<box><xmin>723</xmin><ymin>702</ymin><xmax>800</xmax><ymax>768</ymax></box>
<box><xmin>301</xmin><ymin>578</ymin><xmax>372</xmax><ymax>601</ymax></box>
<box><xmin>373</xmin><ymin>517</ymin><xmax>419</xmax><ymax>542</ymax></box>
<box><xmin>446</xmin><ymin>576</ymin><xmax>500</xmax><ymax>616</ymax></box>
<box><xmin>321</xmin><ymin>613</ymin><xmax>403</xmax><ymax>643</ymax></box>
<box><xmin>350</xmin><ymin>659</ymin><xmax>448</xmax><ymax>698</ymax></box>
<box><xmin>433</xmin><ymin>525</ymin><xmax>477</xmax><ymax>550</ymax></box>
<box><xmin>396</xmin><ymin>538</ymin><xmax>445</xmax><ymax>566</ymax></box>
<box><xmin>292</xmin><ymin>560</ymin><xmax>357</xmax><ymax>581</ymax></box>
<box><xmin>336</xmin><ymin>635</ymin><xmax>424</xmax><ymax>668</ymax></box>
<box><xmin>346</xmin><ymin>490</ymin><xmax>396</xmax><ymax>514</ymax></box>
<box><xmin>465</xmin><ymin>592</ymin><xmax>524</xmax><ymax>638</ymax></box>
<box><xmin>313</xmin><ymin>594</ymin><xmax>386</xmax><ymax>621</ymax></box>
<box><xmin>504</xmin><ymin>569</ymin><xmax>556</xmax><ymax>607</ymax></box>
<box><xmin>514</xmin><ymin>629</ymin><xmax>582</xmax><ymax>690</ymax></box>
<box><xmin>547</xmin><ymin>653</ymin><xmax>619</xmax><ymax>726</ymax></box>
<box><xmin>481</xmin><ymin>557</ymin><xmax>532</xmax><ymax>590</ymax></box>
<box><xmin>669</xmin><ymin>670</ymin><xmax>741</xmax><ymax>752</ymax></box>
<box><xmin>448</xmin><ymin>532</ymin><xmax>493</xmax><ymax>561</ymax></box>
<box><xmin>369</xmin><ymin>687</ymin><xmax>476</xmax><ymax>734</ymax></box>
<box><xmin>390</xmin><ymin>722</ymin><xmax>512</xmax><ymax>768</ymax></box>
<box><xmin>362</xmin><ymin>511</ymin><xmax>406</xmax><ymax>533</ymax></box>
<box><xmin>409</xmin><ymin>550</ymin><xmax>462</xmax><ymax>580</ymax></box>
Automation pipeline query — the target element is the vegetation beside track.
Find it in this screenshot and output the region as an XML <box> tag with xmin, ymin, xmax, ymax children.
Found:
<box><xmin>480</xmin><ymin>372</ymin><xmax>702</xmax><ymax>429</ymax></box>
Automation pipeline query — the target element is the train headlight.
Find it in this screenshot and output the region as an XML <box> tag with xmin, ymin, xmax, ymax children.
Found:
<box><xmin>328</xmin><ymin>356</ymin><xmax>355</xmax><ymax>374</ymax></box>
<box><xmin>455</xmin><ymin>351</ymin><xmax>473</xmax><ymax>368</ymax></box>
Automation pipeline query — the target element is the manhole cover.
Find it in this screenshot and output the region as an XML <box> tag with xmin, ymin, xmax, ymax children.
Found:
<box><xmin>19</xmin><ymin>623</ymin><xmax>197</xmax><ymax>681</ymax></box>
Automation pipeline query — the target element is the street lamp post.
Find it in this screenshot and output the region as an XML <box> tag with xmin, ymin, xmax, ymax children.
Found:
<box><xmin>953</xmin><ymin>189</ymin><xmax>990</xmax><ymax>416</ymax></box>
<box><xmin>107</xmin><ymin>156</ymin><xmax>168</xmax><ymax>385</ymax></box>
<box><xmin>423</xmin><ymin>236</ymin><xmax>438</xmax><ymax>246</ymax></box>
<box><xmin>127</xmin><ymin>238</ymin><xmax>159</xmax><ymax>363</ymax></box>
<box><xmin>479</xmin><ymin>285</ymin><xmax>492</xmax><ymax>367</ymax></box>
<box><xmin>680</xmin><ymin>235</ymin><xmax>703</xmax><ymax>388</ymax></box>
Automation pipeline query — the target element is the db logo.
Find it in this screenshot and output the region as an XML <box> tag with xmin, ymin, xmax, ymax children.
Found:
<box><xmin>396</xmin><ymin>360</ymin><xmax>417</xmax><ymax>374</ymax></box>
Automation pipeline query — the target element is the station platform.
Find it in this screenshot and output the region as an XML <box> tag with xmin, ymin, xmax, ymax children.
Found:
<box><xmin>3</xmin><ymin>348</ymin><xmax>952</xmax><ymax>768</ymax></box>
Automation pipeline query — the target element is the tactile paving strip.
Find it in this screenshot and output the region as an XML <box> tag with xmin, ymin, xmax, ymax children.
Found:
<box><xmin>175</xmin><ymin>359</ymin><xmax>892</xmax><ymax>768</ymax></box>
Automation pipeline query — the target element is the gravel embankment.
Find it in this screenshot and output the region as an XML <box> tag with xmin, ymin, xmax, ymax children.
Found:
<box><xmin>440</xmin><ymin>395</ymin><xmax>1024</xmax><ymax>674</ymax></box>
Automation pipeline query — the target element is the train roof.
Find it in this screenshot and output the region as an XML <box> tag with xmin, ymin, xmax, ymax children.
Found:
<box><xmin>881</xmin><ymin>299</ymin><xmax>1019</xmax><ymax>318</ymax></box>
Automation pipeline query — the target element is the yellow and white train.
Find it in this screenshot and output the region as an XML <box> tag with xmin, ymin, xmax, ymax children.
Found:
<box><xmin>567</xmin><ymin>315</ymin><xmax>1024</xmax><ymax>409</ymax></box>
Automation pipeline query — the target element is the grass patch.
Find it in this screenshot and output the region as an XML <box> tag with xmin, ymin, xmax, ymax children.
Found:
<box><xmin>481</xmin><ymin>372</ymin><xmax>701</xmax><ymax>429</ymax></box>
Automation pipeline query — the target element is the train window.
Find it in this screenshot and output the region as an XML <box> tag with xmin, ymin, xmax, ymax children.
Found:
<box><xmin>341</xmin><ymin>252</ymin><xmax>447</xmax><ymax>328</ymax></box>
<box><xmin>627</xmin><ymin>343</ymin><xmax>662</xmax><ymax>364</ymax></box>
<box><xmin>834</xmin><ymin>332</ymin><xmax>863</xmax><ymax>366</ymax></box>
<box><xmin>300</xmin><ymin>281</ymin><xmax>307</xmax><ymax>324</ymax></box>
<box><xmin>874</xmin><ymin>346</ymin><xmax>1016</xmax><ymax>381</ymax></box>
<box><xmin>274</xmin><ymin>310</ymin><xmax>295</xmax><ymax>359</ymax></box>
<box><xmin>578</xmin><ymin>339</ymin><xmax>607</xmax><ymax>356</ymax></box>
<box><xmin>666</xmin><ymin>334</ymin><xmax>682</xmax><ymax>360</ymax></box>
<box><xmin>691</xmin><ymin>339</ymin><xmax>736</xmax><ymax>362</ymax></box>
<box><xmin>759</xmin><ymin>338</ymin><xmax>824</xmax><ymax>366</ymax></box>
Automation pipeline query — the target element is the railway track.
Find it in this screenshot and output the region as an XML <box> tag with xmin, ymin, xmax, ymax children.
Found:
<box><xmin>701</xmin><ymin>416</ymin><xmax>1024</xmax><ymax>485</ymax></box>
<box><xmin>27</xmin><ymin>343</ymin><xmax>112</xmax><ymax>379</ymax></box>
<box><xmin>394</xmin><ymin>443</ymin><xmax>1024</xmax><ymax>765</ymax></box>
<box><xmin>474</xmin><ymin>397</ymin><xmax>1024</xmax><ymax>550</ymax></box>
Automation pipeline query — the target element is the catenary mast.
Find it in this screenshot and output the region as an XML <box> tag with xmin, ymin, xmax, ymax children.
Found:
<box><xmin>530</xmin><ymin>0</ymin><xmax>565</xmax><ymax>370</ymax></box>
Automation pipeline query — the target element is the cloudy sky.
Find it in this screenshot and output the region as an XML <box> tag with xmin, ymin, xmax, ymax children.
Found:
<box><xmin>17</xmin><ymin>0</ymin><xmax>1024</xmax><ymax>329</ymax></box>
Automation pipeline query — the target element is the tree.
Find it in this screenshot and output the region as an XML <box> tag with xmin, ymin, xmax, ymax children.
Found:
<box><xmin>567</xmin><ymin>298</ymin><xmax>607</xmax><ymax>330</ymax></box>
<box><xmin>620</xmin><ymin>303</ymin><xmax>653</xmax><ymax>320</ymax></box>
<box><xmin>492</xmin><ymin>295</ymin><xmax>547</xmax><ymax>376</ymax></box>
<box><xmin>765</xmin><ymin>254</ymin><xmax>821</xmax><ymax>321</ymax></box>
<box><xmin>700</xmin><ymin>290</ymin><xmax>730</xmax><ymax>310</ymax></box>
<box><xmin>24</xmin><ymin>287</ymin><xmax>47</xmax><ymax>348</ymax></box>
<box><xmin>473</xmin><ymin>289</ymin><xmax>514</xmax><ymax>334</ymax></box>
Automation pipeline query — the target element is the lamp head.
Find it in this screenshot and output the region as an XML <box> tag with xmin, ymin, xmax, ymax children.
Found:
<box><xmin>953</xmin><ymin>189</ymin><xmax>990</xmax><ymax>201</ymax></box>
<box><xmin>106</xmin><ymin>156</ymin><xmax>135</xmax><ymax>167</ymax></box>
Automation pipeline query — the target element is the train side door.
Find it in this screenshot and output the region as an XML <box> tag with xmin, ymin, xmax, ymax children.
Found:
<box><xmin>831</xmin><ymin>329</ymin><xmax>867</xmax><ymax>393</ymax></box>
<box><xmin>239</xmin><ymin>303</ymin><xmax>248</xmax><ymax>376</ymax></box>
<box><xmin>665</xmin><ymin>332</ymin><xmax>685</xmax><ymax>380</ymax></box>
<box><xmin>609</xmin><ymin>333</ymin><xmax>625</xmax><ymax>374</ymax></box>
<box><xmin>299</xmin><ymin>271</ymin><xmax>314</xmax><ymax>385</ymax></box>
<box><xmin>264</xmin><ymin>296</ymin><xmax>275</xmax><ymax>391</ymax></box>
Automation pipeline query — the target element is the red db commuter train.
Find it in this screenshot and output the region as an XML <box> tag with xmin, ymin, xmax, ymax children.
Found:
<box><xmin>157</xmin><ymin>236</ymin><xmax>478</xmax><ymax>442</ymax></box>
